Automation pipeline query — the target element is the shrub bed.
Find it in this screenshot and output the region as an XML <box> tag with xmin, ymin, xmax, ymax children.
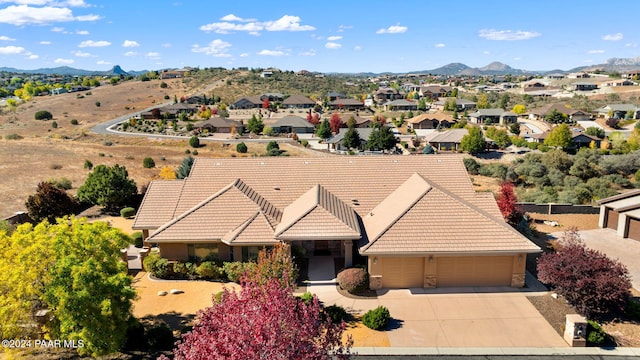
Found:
<box><xmin>337</xmin><ymin>267</ymin><xmax>369</xmax><ymax>294</ymax></box>
<box><xmin>362</xmin><ymin>306</ymin><xmax>390</xmax><ymax>330</ymax></box>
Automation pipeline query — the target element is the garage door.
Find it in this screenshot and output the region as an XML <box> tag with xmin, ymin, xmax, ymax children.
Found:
<box><xmin>605</xmin><ymin>208</ymin><xmax>619</xmax><ymax>230</ymax></box>
<box><xmin>627</xmin><ymin>218</ymin><xmax>640</xmax><ymax>241</ymax></box>
<box><xmin>436</xmin><ymin>256</ymin><xmax>513</xmax><ymax>287</ymax></box>
<box><xmin>382</xmin><ymin>257</ymin><xmax>424</xmax><ymax>288</ymax></box>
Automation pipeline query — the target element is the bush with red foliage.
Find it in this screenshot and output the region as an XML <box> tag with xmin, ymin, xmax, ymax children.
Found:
<box><xmin>496</xmin><ymin>182</ymin><xmax>524</xmax><ymax>226</ymax></box>
<box><xmin>329</xmin><ymin>113</ymin><xmax>343</xmax><ymax>134</ymax></box>
<box><xmin>537</xmin><ymin>229</ymin><xmax>631</xmax><ymax>318</ymax></box>
<box><xmin>337</xmin><ymin>267</ymin><xmax>369</xmax><ymax>294</ymax></box>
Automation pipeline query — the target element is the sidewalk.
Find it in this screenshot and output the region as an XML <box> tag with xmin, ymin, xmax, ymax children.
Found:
<box><xmin>352</xmin><ymin>346</ymin><xmax>640</xmax><ymax>356</ymax></box>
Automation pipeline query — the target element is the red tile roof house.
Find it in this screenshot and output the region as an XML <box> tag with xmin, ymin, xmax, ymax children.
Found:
<box><xmin>133</xmin><ymin>156</ymin><xmax>540</xmax><ymax>289</ymax></box>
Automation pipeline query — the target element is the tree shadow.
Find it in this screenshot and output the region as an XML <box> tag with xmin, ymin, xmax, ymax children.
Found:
<box><xmin>386</xmin><ymin>318</ymin><xmax>404</xmax><ymax>330</ymax></box>
<box><xmin>140</xmin><ymin>312</ymin><xmax>196</xmax><ymax>332</ymax></box>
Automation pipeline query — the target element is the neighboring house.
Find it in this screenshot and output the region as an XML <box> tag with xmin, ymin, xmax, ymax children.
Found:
<box><xmin>260</xmin><ymin>71</ymin><xmax>273</xmax><ymax>78</ymax></box>
<box><xmin>340</xmin><ymin>114</ymin><xmax>371</xmax><ymax>128</ymax></box>
<box><xmin>622</xmin><ymin>70</ymin><xmax>640</xmax><ymax>79</ymax></box>
<box><xmin>574</xmin><ymin>82</ymin><xmax>598</xmax><ymax>91</ymax></box>
<box><xmin>598</xmin><ymin>190</ymin><xmax>640</xmax><ymax>241</ymax></box>
<box><xmin>162</xmin><ymin>103</ymin><xmax>199</xmax><ymax>116</ymax></box>
<box><xmin>281</xmin><ymin>95</ymin><xmax>316</xmax><ymax>109</ymax></box>
<box><xmin>193</xmin><ymin>117</ymin><xmax>244</xmax><ymax>133</ymax></box>
<box><xmin>422</xmin><ymin>129</ymin><xmax>469</xmax><ymax>151</ymax></box>
<box><xmin>468</xmin><ymin>109</ymin><xmax>518</xmax><ymax>125</ymax></box>
<box><xmin>433</xmin><ymin>98</ymin><xmax>477</xmax><ymax>112</ymax></box>
<box><xmin>406</xmin><ymin>113</ymin><xmax>455</xmax><ymax>130</ymax></box>
<box><xmin>529</xmin><ymin>103</ymin><xmax>593</xmax><ymax>122</ymax></box>
<box><xmin>596</xmin><ymin>104</ymin><xmax>640</xmax><ymax>119</ymax></box>
<box><xmin>326</xmin><ymin>92</ymin><xmax>347</xmax><ymax>101</ymax></box>
<box><xmin>160</xmin><ymin>69</ymin><xmax>187</xmax><ymax>79</ymax></box>
<box><xmin>232</xmin><ymin>96</ymin><xmax>262</xmax><ymax>109</ymax></box>
<box><xmin>419</xmin><ymin>85</ymin><xmax>451</xmax><ymax>100</ymax></box>
<box><xmin>261</xmin><ymin>93</ymin><xmax>285</xmax><ymax>102</ymax></box>
<box><xmin>51</xmin><ymin>87</ymin><xmax>67</xmax><ymax>95</ymax></box>
<box><xmin>133</xmin><ymin>156</ymin><xmax>539</xmax><ymax>289</ymax></box>
<box><xmin>525</xmin><ymin>130</ymin><xmax>601</xmax><ymax>148</ymax></box>
<box><xmin>383</xmin><ymin>99</ymin><xmax>418</xmax><ymax>111</ymax></box>
<box><xmin>271</xmin><ymin>115</ymin><xmax>315</xmax><ymax>134</ymax></box>
<box><xmin>326</xmin><ymin>127</ymin><xmax>374</xmax><ymax>152</ymax></box>
<box><xmin>327</xmin><ymin>98</ymin><xmax>365</xmax><ymax>111</ymax></box>
<box><xmin>374</xmin><ymin>87</ymin><xmax>402</xmax><ymax>103</ymax></box>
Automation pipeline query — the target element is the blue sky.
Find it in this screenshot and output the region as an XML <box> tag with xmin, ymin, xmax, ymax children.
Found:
<box><xmin>0</xmin><ymin>0</ymin><xmax>638</xmax><ymax>73</ymax></box>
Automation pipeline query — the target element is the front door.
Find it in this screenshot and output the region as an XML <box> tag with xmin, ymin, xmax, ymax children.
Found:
<box><xmin>314</xmin><ymin>241</ymin><xmax>331</xmax><ymax>256</ymax></box>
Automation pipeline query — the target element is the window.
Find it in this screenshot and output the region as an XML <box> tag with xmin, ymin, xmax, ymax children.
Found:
<box><xmin>241</xmin><ymin>246</ymin><xmax>271</xmax><ymax>262</ymax></box>
<box><xmin>187</xmin><ymin>243</ymin><xmax>219</xmax><ymax>260</ymax></box>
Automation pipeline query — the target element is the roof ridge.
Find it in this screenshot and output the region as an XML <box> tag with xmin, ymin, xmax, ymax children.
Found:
<box><xmin>232</xmin><ymin>178</ymin><xmax>283</xmax><ymax>222</ymax></box>
<box><xmin>316</xmin><ymin>184</ymin><xmax>359</xmax><ymax>230</ymax></box>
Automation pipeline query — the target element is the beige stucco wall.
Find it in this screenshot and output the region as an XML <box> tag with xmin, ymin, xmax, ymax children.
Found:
<box><xmin>160</xmin><ymin>243</ymin><xmax>188</xmax><ymax>261</ymax></box>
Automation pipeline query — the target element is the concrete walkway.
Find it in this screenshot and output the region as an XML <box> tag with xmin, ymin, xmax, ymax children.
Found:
<box><xmin>306</xmin><ymin>256</ymin><xmax>567</xmax><ymax>348</ymax></box>
<box><xmin>552</xmin><ymin>228</ymin><xmax>640</xmax><ymax>291</ymax></box>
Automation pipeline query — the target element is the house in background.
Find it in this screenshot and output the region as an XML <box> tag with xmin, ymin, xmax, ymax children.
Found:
<box><xmin>383</xmin><ymin>99</ymin><xmax>418</xmax><ymax>111</ymax></box>
<box><xmin>423</xmin><ymin>129</ymin><xmax>469</xmax><ymax>151</ymax></box>
<box><xmin>598</xmin><ymin>190</ymin><xmax>640</xmax><ymax>241</ymax></box>
<box><xmin>529</xmin><ymin>103</ymin><xmax>593</xmax><ymax>122</ymax></box>
<box><xmin>433</xmin><ymin>98</ymin><xmax>477</xmax><ymax>112</ymax></box>
<box><xmin>468</xmin><ymin>109</ymin><xmax>518</xmax><ymax>125</ymax></box>
<box><xmin>525</xmin><ymin>130</ymin><xmax>601</xmax><ymax>148</ymax></box>
<box><xmin>327</xmin><ymin>98</ymin><xmax>365</xmax><ymax>111</ymax></box>
<box><xmin>193</xmin><ymin>117</ymin><xmax>244</xmax><ymax>134</ymax></box>
<box><xmin>134</xmin><ymin>156</ymin><xmax>539</xmax><ymax>290</ymax></box>
<box><xmin>406</xmin><ymin>113</ymin><xmax>455</xmax><ymax>130</ymax></box>
<box><xmin>340</xmin><ymin>114</ymin><xmax>371</xmax><ymax>128</ymax></box>
<box><xmin>281</xmin><ymin>95</ymin><xmax>316</xmax><ymax>109</ymax></box>
<box><xmin>270</xmin><ymin>115</ymin><xmax>315</xmax><ymax>134</ymax></box>
<box><xmin>596</xmin><ymin>104</ymin><xmax>640</xmax><ymax>119</ymax></box>
<box><xmin>326</xmin><ymin>127</ymin><xmax>374</xmax><ymax>152</ymax></box>
<box><xmin>232</xmin><ymin>96</ymin><xmax>262</xmax><ymax>109</ymax></box>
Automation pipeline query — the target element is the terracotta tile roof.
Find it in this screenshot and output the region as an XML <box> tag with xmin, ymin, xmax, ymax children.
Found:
<box><xmin>407</xmin><ymin>113</ymin><xmax>454</xmax><ymax>124</ymax></box>
<box><xmin>282</xmin><ymin>94</ymin><xmax>315</xmax><ymax>105</ymax></box>
<box><xmin>275</xmin><ymin>185</ymin><xmax>360</xmax><ymax>240</ymax></box>
<box><xmin>222</xmin><ymin>211</ymin><xmax>279</xmax><ymax>245</ymax></box>
<box><xmin>423</xmin><ymin>129</ymin><xmax>468</xmax><ymax>143</ymax></box>
<box><xmin>132</xmin><ymin>180</ymin><xmax>185</xmax><ymax>230</ymax></box>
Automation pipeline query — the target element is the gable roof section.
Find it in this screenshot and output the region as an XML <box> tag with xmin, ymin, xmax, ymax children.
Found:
<box><xmin>148</xmin><ymin>179</ymin><xmax>281</xmax><ymax>242</ymax></box>
<box><xmin>274</xmin><ymin>184</ymin><xmax>361</xmax><ymax>240</ymax></box>
<box><xmin>282</xmin><ymin>94</ymin><xmax>315</xmax><ymax>106</ymax></box>
<box><xmin>598</xmin><ymin>189</ymin><xmax>640</xmax><ymax>205</ymax></box>
<box><xmin>360</xmin><ymin>174</ymin><xmax>539</xmax><ymax>255</ymax></box>
<box><xmin>273</xmin><ymin>115</ymin><xmax>314</xmax><ymax>128</ymax></box>
<box><xmin>424</xmin><ymin>129</ymin><xmax>468</xmax><ymax>143</ymax></box>
<box><xmin>132</xmin><ymin>180</ymin><xmax>185</xmax><ymax>230</ymax></box>
<box><xmin>222</xmin><ymin>211</ymin><xmax>279</xmax><ymax>245</ymax></box>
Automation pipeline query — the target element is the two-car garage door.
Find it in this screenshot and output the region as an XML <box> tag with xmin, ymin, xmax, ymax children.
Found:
<box><xmin>381</xmin><ymin>256</ymin><xmax>514</xmax><ymax>288</ymax></box>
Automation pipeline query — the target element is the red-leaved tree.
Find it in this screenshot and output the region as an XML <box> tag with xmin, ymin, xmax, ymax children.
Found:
<box><xmin>330</xmin><ymin>113</ymin><xmax>343</xmax><ymax>134</ymax></box>
<box><xmin>496</xmin><ymin>182</ymin><xmax>523</xmax><ymax>226</ymax></box>
<box><xmin>537</xmin><ymin>228</ymin><xmax>631</xmax><ymax>318</ymax></box>
<box><xmin>262</xmin><ymin>97</ymin><xmax>270</xmax><ymax>109</ymax></box>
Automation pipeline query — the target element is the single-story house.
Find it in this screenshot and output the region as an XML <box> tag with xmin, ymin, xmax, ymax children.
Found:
<box><xmin>326</xmin><ymin>92</ymin><xmax>347</xmax><ymax>101</ymax></box>
<box><xmin>596</xmin><ymin>104</ymin><xmax>640</xmax><ymax>120</ymax></box>
<box><xmin>340</xmin><ymin>114</ymin><xmax>371</xmax><ymax>128</ymax></box>
<box><xmin>406</xmin><ymin>113</ymin><xmax>455</xmax><ymax>130</ymax></box>
<box><xmin>468</xmin><ymin>109</ymin><xmax>518</xmax><ymax>125</ymax></box>
<box><xmin>281</xmin><ymin>95</ymin><xmax>316</xmax><ymax>109</ymax></box>
<box><xmin>528</xmin><ymin>103</ymin><xmax>593</xmax><ymax>122</ymax></box>
<box><xmin>133</xmin><ymin>156</ymin><xmax>539</xmax><ymax>289</ymax></box>
<box><xmin>326</xmin><ymin>128</ymin><xmax>374</xmax><ymax>152</ymax></box>
<box><xmin>271</xmin><ymin>115</ymin><xmax>315</xmax><ymax>134</ymax></box>
<box><xmin>598</xmin><ymin>190</ymin><xmax>640</xmax><ymax>241</ymax></box>
<box><xmin>419</xmin><ymin>85</ymin><xmax>452</xmax><ymax>100</ymax></box>
<box><xmin>433</xmin><ymin>98</ymin><xmax>477</xmax><ymax>112</ymax></box>
<box><xmin>232</xmin><ymin>96</ymin><xmax>262</xmax><ymax>109</ymax></box>
<box><xmin>193</xmin><ymin>117</ymin><xmax>244</xmax><ymax>134</ymax></box>
<box><xmin>525</xmin><ymin>130</ymin><xmax>601</xmax><ymax>148</ymax></box>
<box><xmin>383</xmin><ymin>99</ymin><xmax>418</xmax><ymax>111</ymax></box>
<box><xmin>422</xmin><ymin>129</ymin><xmax>469</xmax><ymax>151</ymax></box>
<box><xmin>574</xmin><ymin>82</ymin><xmax>598</xmax><ymax>91</ymax></box>
<box><xmin>374</xmin><ymin>87</ymin><xmax>402</xmax><ymax>103</ymax></box>
<box><xmin>327</xmin><ymin>98</ymin><xmax>365</xmax><ymax>111</ymax></box>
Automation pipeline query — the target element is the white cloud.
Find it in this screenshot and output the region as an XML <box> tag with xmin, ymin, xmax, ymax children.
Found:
<box><xmin>27</xmin><ymin>54</ymin><xmax>38</xmax><ymax>59</ymax></box>
<box><xmin>478</xmin><ymin>29</ymin><xmax>540</xmax><ymax>40</ymax></box>
<box><xmin>327</xmin><ymin>35</ymin><xmax>342</xmax><ymax>41</ymax></box>
<box><xmin>602</xmin><ymin>33</ymin><xmax>623</xmax><ymax>41</ymax></box>
<box><xmin>162</xmin><ymin>43</ymin><xmax>172</xmax><ymax>48</ymax></box>
<box><xmin>588</xmin><ymin>49</ymin><xmax>605</xmax><ymax>54</ymax></box>
<box><xmin>0</xmin><ymin>45</ymin><xmax>24</xmax><ymax>54</ymax></box>
<box><xmin>300</xmin><ymin>49</ymin><xmax>316</xmax><ymax>56</ymax></box>
<box><xmin>239</xmin><ymin>52</ymin><xmax>249</xmax><ymax>57</ymax></box>
<box><xmin>51</xmin><ymin>26</ymin><xmax>64</xmax><ymax>32</ymax></box>
<box><xmin>78</xmin><ymin>40</ymin><xmax>110</xmax><ymax>47</ymax></box>
<box><xmin>76</xmin><ymin>30</ymin><xmax>88</xmax><ymax>35</ymax></box>
<box><xmin>0</xmin><ymin>4</ymin><xmax>99</xmax><ymax>25</ymax></box>
<box><xmin>258</xmin><ymin>49</ymin><xmax>286</xmax><ymax>56</ymax></box>
<box><xmin>325</xmin><ymin>42</ymin><xmax>341</xmax><ymax>49</ymax></box>
<box><xmin>124</xmin><ymin>51</ymin><xmax>137</xmax><ymax>56</ymax></box>
<box><xmin>97</xmin><ymin>60</ymin><xmax>111</xmax><ymax>65</ymax></box>
<box><xmin>376</xmin><ymin>25</ymin><xmax>407</xmax><ymax>34</ymax></box>
<box><xmin>200</xmin><ymin>14</ymin><xmax>314</xmax><ymax>34</ymax></box>
<box><xmin>434</xmin><ymin>43</ymin><xmax>445</xmax><ymax>48</ymax></box>
<box><xmin>54</xmin><ymin>58</ymin><xmax>74</xmax><ymax>64</ymax></box>
<box><xmin>146</xmin><ymin>52</ymin><xmax>160</xmax><ymax>58</ymax></box>
<box><xmin>483</xmin><ymin>51</ymin><xmax>490</xmax><ymax>55</ymax></box>
<box><xmin>354</xmin><ymin>45</ymin><xmax>362</xmax><ymax>51</ymax></box>
<box><xmin>625</xmin><ymin>43</ymin><xmax>638</xmax><ymax>48</ymax></box>
<box><xmin>122</xmin><ymin>40</ymin><xmax>140</xmax><ymax>48</ymax></box>
<box><xmin>191</xmin><ymin>39</ymin><xmax>232</xmax><ymax>57</ymax></box>
<box><xmin>39</xmin><ymin>40</ymin><xmax>51</xmax><ymax>45</ymax></box>
<box><xmin>73</xmin><ymin>50</ymin><xmax>91</xmax><ymax>57</ymax></box>
<box><xmin>337</xmin><ymin>24</ymin><xmax>352</xmax><ymax>32</ymax></box>
<box><xmin>0</xmin><ymin>35</ymin><xmax>15</xmax><ymax>41</ymax></box>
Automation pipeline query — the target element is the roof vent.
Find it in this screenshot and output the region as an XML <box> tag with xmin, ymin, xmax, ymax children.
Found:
<box><xmin>392</xmin><ymin>159</ymin><xmax>399</xmax><ymax>163</ymax></box>
<box><xmin>260</xmin><ymin>161</ymin><xmax>265</xmax><ymax>165</ymax></box>
<box><xmin>215</xmin><ymin>162</ymin><xmax>221</xmax><ymax>166</ymax></box>
<box><xmin>304</xmin><ymin>161</ymin><xmax>309</xmax><ymax>165</ymax></box>
<box><xmin>273</xmin><ymin>187</ymin><xmax>280</xmax><ymax>191</ymax></box>
<box><xmin>348</xmin><ymin>160</ymin><xmax>353</xmax><ymax>164</ymax></box>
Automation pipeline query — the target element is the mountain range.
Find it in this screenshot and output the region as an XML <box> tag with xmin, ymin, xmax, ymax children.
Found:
<box><xmin>2</xmin><ymin>57</ymin><xmax>640</xmax><ymax>77</ymax></box>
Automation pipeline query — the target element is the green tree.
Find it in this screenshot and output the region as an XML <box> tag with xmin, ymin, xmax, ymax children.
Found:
<box><xmin>342</xmin><ymin>123</ymin><xmax>361</xmax><ymax>150</ymax></box>
<box><xmin>0</xmin><ymin>218</ymin><xmax>134</xmax><ymax>356</ymax></box>
<box><xmin>316</xmin><ymin>119</ymin><xmax>332</xmax><ymax>140</ymax></box>
<box><xmin>544</xmin><ymin>109</ymin><xmax>568</xmax><ymax>124</ymax></box>
<box><xmin>246</xmin><ymin>114</ymin><xmax>264</xmax><ymax>134</ymax></box>
<box><xmin>366</xmin><ymin>125</ymin><xmax>397</xmax><ymax>151</ymax></box>
<box><xmin>544</xmin><ymin>124</ymin><xmax>573</xmax><ymax>149</ymax></box>
<box><xmin>25</xmin><ymin>182</ymin><xmax>78</xmax><ymax>223</ymax></box>
<box><xmin>34</xmin><ymin>110</ymin><xmax>53</xmax><ymax>120</ymax></box>
<box><xmin>585</xmin><ymin>127</ymin><xmax>605</xmax><ymax>139</ymax></box>
<box><xmin>236</xmin><ymin>142</ymin><xmax>248</xmax><ymax>153</ymax></box>
<box><xmin>176</xmin><ymin>156</ymin><xmax>194</xmax><ymax>179</ymax></box>
<box><xmin>142</xmin><ymin>157</ymin><xmax>155</xmax><ymax>168</ymax></box>
<box><xmin>77</xmin><ymin>164</ymin><xmax>138</xmax><ymax>211</ymax></box>
<box><xmin>460</xmin><ymin>126</ymin><xmax>485</xmax><ymax>153</ymax></box>
<box><xmin>189</xmin><ymin>135</ymin><xmax>200</xmax><ymax>148</ymax></box>
<box><xmin>477</xmin><ymin>93</ymin><xmax>489</xmax><ymax>109</ymax></box>
<box><xmin>512</xmin><ymin>104</ymin><xmax>526</xmax><ymax>115</ymax></box>
<box><xmin>509</xmin><ymin>122</ymin><xmax>521</xmax><ymax>136</ymax></box>
<box><xmin>499</xmin><ymin>94</ymin><xmax>510</xmax><ymax>110</ymax></box>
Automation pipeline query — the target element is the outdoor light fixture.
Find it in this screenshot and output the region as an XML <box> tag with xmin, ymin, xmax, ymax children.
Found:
<box><xmin>373</xmin><ymin>257</ymin><xmax>378</xmax><ymax>264</ymax></box>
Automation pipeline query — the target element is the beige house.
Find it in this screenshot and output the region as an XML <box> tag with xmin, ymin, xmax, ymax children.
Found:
<box><xmin>598</xmin><ymin>190</ymin><xmax>640</xmax><ymax>241</ymax></box>
<box><xmin>134</xmin><ymin>156</ymin><xmax>540</xmax><ymax>289</ymax></box>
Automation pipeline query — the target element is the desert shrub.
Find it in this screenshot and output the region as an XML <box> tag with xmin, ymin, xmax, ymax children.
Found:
<box><xmin>70</xmin><ymin>119</ymin><xmax>79</xmax><ymax>125</ymax></box>
<box><xmin>222</xmin><ymin>261</ymin><xmax>257</xmax><ymax>282</ymax></box>
<box><xmin>266</xmin><ymin>140</ymin><xmax>279</xmax><ymax>152</ymax></box>
<box><xmin>48</xmin><ymin>177</ymin><xmax>72</xmax><ymax>190</ymax></box>
<box><xmin>236</xmin><ymin>142</ymin><xmax>248</xmax><ymax>153</ymax></box>
<box><xmin>131</xmin><ymin>231</ymin><xmax>143</xmax><ymax>248</ymax></box>
<box><xmin>163</xmin><ymin>95</ymin><xmax>170</xmax><ymax>100</ymax></box>
<box><xmin>51</xmin><ymin>121</ymin><xmax>58</xmax><ymax>128</ymax></box>
<box><xmin>192</xmin><ymin>150</ymin><xmax>198</xmax><ymax>155</ymax></box>
<box><xmin>362</xmin><ymin>306</ymin><xmax>390</xmax><ymax>330</ymax></box>
<box><xmin>537</xmin><ymin>229</ymin><xmax>631</xmax><ymax>318</ymax></box>
<box><xmin>478</xmin><ymin>163</ymin><xmax>508</xmax><ymax>180</ymax></box>
<box><xmin>49</xmin><ymin>163</ymin><xmax>62</xmax><ymax>170</ymax></box>
<box><xmin>267</xmin><ymin>148</ymin><xmax>281</xmax><ymax>156</ymax></box>
<box><xmin>34</xmin><ymin>110</ymin><xmax>53</xmax><ymax>120</ymax></box>
<box><xmin>301</xmin><ymin>139</ymin><xmax>309</xmax><ymax>147</ymax></box>
<box><xmin>142</xmin><ymin>157</ymin><xmax>155</xmax><ymax>168</ymax></box>
<box><xmin>5</xmin><ymin>133</ymin><xmax>22</xmax><ymax>140</ymax></box>
<box><xmin>95</xmin><ymin>101</ymin><xmax>101</xmax><ymax>107</ymax></box>
<box><xmin>337</xmin><ymin>267</ymin><xmax>369</xmax><ymax>294</ymax></box>
<box><xmin>298</xmin><ymin>292</ymin><xmax>314</xmax><ymax>305</ymax></box>
<box><xmin>197</xmin><ymin>261</ymin><xmax>223</xmax><ymax>280</ymax></box>
<box><xmin>120</xmin><ymin>207</ymin><xmax>136</xmax><ymax>218</ymax></box>
<box><xmin>144</xmin><ymin>253</ymin><xmax>170</xmax><ymax>278</ymax></box>
<box><xmin>463</xmin><ymin>157</ymin><xmax>480</xmax><ymax>175</ymax></box>
<box><xmin>146</xmin><ymin>322</ymin><xmax>174</xmax><ymax>351</ymax></box>
<box><xmin>324</xmin><ymin>305</ymin><xmax>347</xmax><ymax>324</ymax></box>
<box><xmin>624</xmin><ymin>298</ymin><xmax>640</xmax><ymax>320</ymax></box>
<box><xmin>189</xmin><ymin>136</ymin><xmax>200</xmax><ymax>148</ymax></box>
<box><xmin>103</xmin><ymin>140</ymin><xmax>113</xmax><ymax>146</ymax></box>
<box><xmin>84</xmin><ymin>159</ymin><xmax>93</xmax><ymax>170</ymax></box>
<box><xmin>587</xmin><ymin>320</ymin><xmax>607</xmax><ymax>346</ymax></box>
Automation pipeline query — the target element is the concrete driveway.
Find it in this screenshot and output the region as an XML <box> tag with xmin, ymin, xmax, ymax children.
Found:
<box><xmin>552</xmin><ymin>228</ymin><xmax>640</xmax><ymax>291</ymax></box>
<box><xmin>307</xmin><ymin>257</ymin><xmax>567</xmax><ymax>348</ymax></box>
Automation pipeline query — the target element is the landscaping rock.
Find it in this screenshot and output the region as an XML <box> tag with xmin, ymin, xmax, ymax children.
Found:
<box><xmin>157</xmin><ymin>291</ymin><xmax>168</xmax><ymax>296</ymax></box>
<box><xmin>170</xmin><ymin>289</ymin><xmax>184</xmax><ymax>295</ymax></box>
